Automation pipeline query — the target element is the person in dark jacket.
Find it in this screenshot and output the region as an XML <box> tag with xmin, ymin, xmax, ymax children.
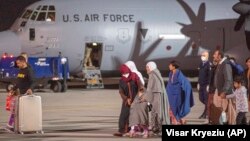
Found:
<box><xmin>15</xmin><ymin>55</ymin><xmax>35</xmax><ymax>95</ymax></box>
<box><xmin>213</xmin><ymin>50</ymin><xmax>233</xmax><ymax>98</ymax></box>
<box><xmin>207</xmin><ymin>60</ymin><xmax>218</xmax><ymax>123</ymax></box>
<box><xmin>4</xmin><ymin>55</ymin><xmax>34</xmax><ymax>132</ymax></box>
<box><xmin>212</xmin><ymin>50</ymin><xmax>234</xmax><ymax>124</ymax></box>
<box><xmin>197</xmin><ymin>51</ymin><xmax>211</xmax><ymax>119</ymax></box>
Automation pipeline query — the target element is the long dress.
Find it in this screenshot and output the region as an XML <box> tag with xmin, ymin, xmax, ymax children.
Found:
<box><xmin>166</xmin><ymin>69</ymin><xmax>194</xmax><ymax>122</ymax></box>
<box><xmin>118</xmin><ymin>79</ymin><xmax>138</xmax><ymax>133</ymax></box>
<box><xmin>129</xmin><ymin>69</ymin><xmax>170</xmax><ymax>129</ymax></box>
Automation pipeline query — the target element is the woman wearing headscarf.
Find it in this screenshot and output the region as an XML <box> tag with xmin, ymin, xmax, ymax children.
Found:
<box><xmin>128</xmin><ymin>89</ymin><xmax>148</xmax><ymax>138</ymax></box>
<box><xmin>166</xmin><ymin>60</ymin><xmax>194</xmax><ymax>124</ymax></box>
<box><xmin>113</xmin><ymin>64</ymin><xmax>141</xmax><ymax>137</ymax></box>
<box><xmin>125</xmin><ymin>61</ymin><xmax>145</xmax><ymax>86</ymax></box>
<box><xmin>129</xmin><ymin>61</ymin><xmax>170</xmax><ymax>137</ymax></box>
<box><xmin>125</xmin><ymin>61</ymin><xmax>147</xmax><ymax>137</ymax></box>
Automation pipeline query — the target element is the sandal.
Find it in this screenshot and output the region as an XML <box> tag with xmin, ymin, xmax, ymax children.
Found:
<box><xmin>143</xmin><ymin>130</ymin><xmax>149</xmax><ymax>138</ymax></box>
<box><xmin>129</xmin><ymin>129</ymin><xmax>136</xmax><ymax>138</ymax></box>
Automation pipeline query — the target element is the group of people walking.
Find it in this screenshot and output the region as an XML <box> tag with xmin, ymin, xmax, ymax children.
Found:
<box><xmin>197</xmin><ymin>50</ymin><xmax>249</xmax><ymax>125</ymax></box>
<box><xmin>114</xmin><ymin>49</ymin><xmax>250</xmax><ymax>138</ymax></box>
<box><xmin>114</xmin><ymin>60</ymin><xmax>194</xmax><ymax>138</ymax></box>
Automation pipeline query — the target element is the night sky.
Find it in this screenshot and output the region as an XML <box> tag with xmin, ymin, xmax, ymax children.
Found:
<box><xmin>0</xmin><ymin>0</ymin><xmax>40</xmax><ymax>31</ymax></box>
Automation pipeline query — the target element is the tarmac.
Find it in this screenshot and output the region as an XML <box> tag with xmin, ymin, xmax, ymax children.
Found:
<box><xmin>0</xmin><ymin>85</ymin><xmax>249</xmax><ymax>141</ymax></box>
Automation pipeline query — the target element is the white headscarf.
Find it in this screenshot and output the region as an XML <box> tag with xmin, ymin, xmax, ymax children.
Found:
<box><xmin>146</xmin><ymin>61</ymin><xmax>157</xmax><ymax>72</ymax></box>
<box><xmin>125</xmin><ymin>61</ymin><xmax>145</xmax><ymax>86</ymax></box>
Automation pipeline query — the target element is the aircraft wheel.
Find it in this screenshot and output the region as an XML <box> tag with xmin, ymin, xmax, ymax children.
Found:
<box><xmin>50</xmin><ymin>81</ymin><xmax>62</xmax><ymax>93</ymax></box>
<box><xmin>6</xmin><ymin>83</ymin><xmax>14</xmax><ymax>92</ymax></box>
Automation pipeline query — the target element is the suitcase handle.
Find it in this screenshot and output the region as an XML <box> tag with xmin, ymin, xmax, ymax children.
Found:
<box><xmin>23</xmin><ymin>93</ymin><xmax>36</xmax><ymax>97</ymax></box>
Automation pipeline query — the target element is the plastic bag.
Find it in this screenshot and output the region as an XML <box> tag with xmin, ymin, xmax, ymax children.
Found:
<box><xmin>219</xmin><ymin>111</ymin><xmax>227</xmax><ymax>125</ymax></box>
<box><xmin>5</xmin><ymin>95</ymin><xmax>12</xmax><ymax>111</ymax></box>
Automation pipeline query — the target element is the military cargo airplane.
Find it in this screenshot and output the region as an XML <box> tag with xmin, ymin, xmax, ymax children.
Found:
<box><xmin>0</xmin><ymin>0</ymin><xmax>249</xmax><ymax>77</ymax></box>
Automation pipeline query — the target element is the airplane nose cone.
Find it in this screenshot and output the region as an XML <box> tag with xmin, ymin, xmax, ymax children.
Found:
<box><xmin>232</xmin><ymin>2</ymin><xmax>250</xmax><ymax>15</ymax></box>
<box><xmin>0</xmin><ymin>30</ymin><xmax>21</xmax><ymax>57</ymax></box>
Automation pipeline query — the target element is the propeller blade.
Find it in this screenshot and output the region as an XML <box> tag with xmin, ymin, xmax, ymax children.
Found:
<box><xmin>197</xmin><ymin>3</ymin><xmax>206</xmax><ymax>21</ymax></box>
<box><xmin>234</xmin><ymin>15</ymin><xmax>246</xmax><ymax>31</ymax></box>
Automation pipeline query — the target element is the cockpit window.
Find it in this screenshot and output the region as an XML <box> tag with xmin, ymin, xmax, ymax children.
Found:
<box><xmin>21</xmin><ymin>5</ymin><xmax>56</xmax><ymax>22</ymax></box>
<box><xmin>41</xmin><ymin>6</ymin><xmax>48</xmax><ymax>11</ymax></box>
<box><xmin>47</xmin><ymin>12</ymin><xmax>55</xmax><ymax>22</ymax></box>
<box><xmin>22</xmin><ymin>10</ymin><xmax>33</xmax><ymax>19</ymax></box>
<box><xmin>34</xmin><ymin>5</ymin><xmax>56</xmax><ymax>22</ymax></box>
<box><xmin>49</xmin><ymin>6</ymin><xmax>55</xmax><ymax>11</ymax></box>
<box><xmin>36</xmin><ymin>5</ymin><xmax>41</xmax><ymax>10</ymax></box>
<box><xmin>31</xmin><ymin>11</ymin><xmax>38</xmax><ymax>20</ymax></box>
<box><xmin>37</xmin><ymin>12</ymin><xmax>46</xmax><ymax>21</ymax></box>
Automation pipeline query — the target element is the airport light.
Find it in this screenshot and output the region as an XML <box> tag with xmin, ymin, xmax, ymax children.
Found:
<box><xmin>2</xmin><ymin>53</ymin><xmax>8</xmax><ymax>59</ymax></box>
<box><xmin>159</xmin><ymin>34</ymin><xmax>185</xmax><ymax>40</ymax></box>
<box><xmin>61</xmin><ymin>57</ymin><xmax>67</xmax><ymax>64</ymax></box>
<box><xmin>2</xmin><ymin>55</ymin><xmax>7</xmax><ymax>59</ymax></box>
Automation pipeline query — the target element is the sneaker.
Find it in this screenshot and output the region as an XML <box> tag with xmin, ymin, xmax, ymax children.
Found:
<box><xmin>152</xmin><ymin>127</ymin><xmax>160</xmax><ymax>134</ymax></box>
<box><xmin>4</xmin><ymin>126</ymin><xmax>14</xmax><ymax>133</ymax></box>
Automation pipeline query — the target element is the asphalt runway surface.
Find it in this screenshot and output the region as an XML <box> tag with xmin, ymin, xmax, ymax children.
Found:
<box><xmin>0</xmin><ymin>86</ymin><xmax>249</xmax><ymax>141</ymax></box>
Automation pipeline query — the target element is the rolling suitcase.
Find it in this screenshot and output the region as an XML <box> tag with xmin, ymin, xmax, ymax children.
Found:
<box><xmin>14</xmin><ymin>95</ymin><xmax>43</xmax><ymax>134</ymax></box>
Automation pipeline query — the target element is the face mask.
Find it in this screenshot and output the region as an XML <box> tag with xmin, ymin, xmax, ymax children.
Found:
<box><xmin>122</xmin><ymin>73</ymin><xmax>129</xmax><ymax>78</ymax></box>
<box><xmin>201</xmin><ymin>56</ymin><xmax>207</xmax><ymax>62</ymax></box>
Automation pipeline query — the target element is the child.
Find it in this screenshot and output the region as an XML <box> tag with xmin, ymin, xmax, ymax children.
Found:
<box><xmin>5</xmin><ymin>86</ymin><xmax>19</xmax><ymax>132</ymax></box>
<box><xmin>226</xmin><ymin>76</ymin><xmax>248</xmax><ymax>124</ymax></box>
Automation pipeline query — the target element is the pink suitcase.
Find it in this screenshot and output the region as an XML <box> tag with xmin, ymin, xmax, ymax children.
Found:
<box><xmin>15</xmin><ymin>95</ymin><xmax>43</xmax><ymax>134</ymax></box>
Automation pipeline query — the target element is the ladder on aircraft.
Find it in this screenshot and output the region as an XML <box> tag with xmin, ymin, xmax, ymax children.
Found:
<box><xmin>82</xmin><ymin>67</ymin><xmax>104</xmax><ymax>89</ymax></box>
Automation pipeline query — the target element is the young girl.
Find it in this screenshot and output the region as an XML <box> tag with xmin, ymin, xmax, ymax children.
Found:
<box><xmin>226</xmin><ymin>76</ymin><xmax>248</xmax><ymax>124</ymax></box>
<box><xmin>5</xmin><ymin>86</ymin><xmax>19</xmax><ymax>131</ymax></box>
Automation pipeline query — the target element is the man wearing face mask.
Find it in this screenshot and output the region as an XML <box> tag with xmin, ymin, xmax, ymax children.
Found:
<box><xmin>197</xmin><ymin>51</ymin><xmax>211</xmax><ymax>119</ymax></box>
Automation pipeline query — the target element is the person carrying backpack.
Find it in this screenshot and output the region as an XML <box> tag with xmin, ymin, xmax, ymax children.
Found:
<box><xmin>228</xmin><ymin>57</ymin><xmax>244</xmax><ymax>77</ymax></box>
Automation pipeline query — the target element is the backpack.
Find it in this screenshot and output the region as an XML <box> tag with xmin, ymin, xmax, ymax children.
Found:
<box><xmin>228</xmin><ymin>61</ymin><xmax>244</xmax><ymax>77</ymax></box>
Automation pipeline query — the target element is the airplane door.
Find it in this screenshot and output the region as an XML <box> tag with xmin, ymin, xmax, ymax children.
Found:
<box><xmin>29</xmin><ymin>28</ymin><xmax>35</xmax><ymax>41</ymax></box>
<box><xmin>83</xmin><ymin>42</ymin><xmax>103</xmax><ymax>69</ymax></box>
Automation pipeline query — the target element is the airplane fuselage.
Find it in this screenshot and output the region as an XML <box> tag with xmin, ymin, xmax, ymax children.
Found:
<box><xmin>0</xmin><ymin>0</ymin><xmax>248</xmax><ymax>75</ymax></box>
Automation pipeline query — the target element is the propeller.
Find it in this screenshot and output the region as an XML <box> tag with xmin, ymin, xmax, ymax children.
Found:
<box><xmin>233</xmin><ymin>1</ymin><xmax>250</xmax><ymax>50</ymax></box>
